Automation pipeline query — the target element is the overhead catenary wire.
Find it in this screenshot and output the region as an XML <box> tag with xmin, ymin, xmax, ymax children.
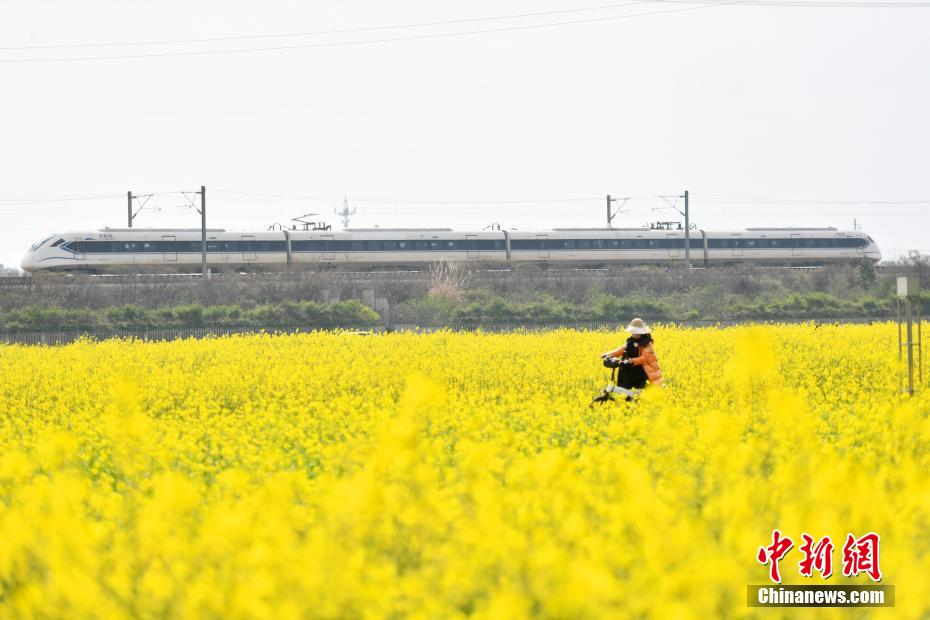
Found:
<box><xmin>0</xmin><ymin>2</ymin><xmax>658</xmax><ymax>51</ymax></box>
<box><xmin>0</xmin><ymin>0</ymin><xmax>844</xmax><ymax>64</ymax></box>
<box><xmin>2</xmin><ymin>0</ymin><xmax>926</xmax><ymax>54</ymax></box>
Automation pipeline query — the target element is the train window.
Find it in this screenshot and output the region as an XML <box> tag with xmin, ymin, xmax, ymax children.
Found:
<box><xmin>397</xmin><ymin>241</ymin><xmax>407</xmax><ymax>249</ymax></box>
<box><xmin>746</xmin><ymin>240</ymin><xmax>756</xmax><ymax>248</ymax></box>
<box><xmin>577</xmin><ymin>240</ymin><xmax>591</xmax><ymax>249</ymax></box>
<box><xmin>446</xmin><ymin>241</ymin><xmax>457</xmax><ymax>250</ymax></box>
<box><xmin>428</xmin><ymin>241</ymin><xmax>440</xmax><ymax>250</ymax></box>
<box><xmin>50</xmin><ymin>238</ymin><xmax>65</xmax><ymax>248</ymax></box>
<box><xmin>562</xmin><ymin>240</ymin><xmax>576</xmax><ymax>249</ymax></box>
<box><xmin>413</xmin><ymin>241</ymin><xmax>427</xmax><ymax>250</ymax></box>
<box><xmin>493</xmin><ymin>241</ymin><xmax>502</xmax><ymax>250</ymax></box>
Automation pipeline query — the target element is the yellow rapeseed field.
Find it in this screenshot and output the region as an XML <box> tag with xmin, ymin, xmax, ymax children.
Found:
<box><xmin>1</xmin><ymin>325</ymin><xmax>928</xmax><ymax>619</ymax></box>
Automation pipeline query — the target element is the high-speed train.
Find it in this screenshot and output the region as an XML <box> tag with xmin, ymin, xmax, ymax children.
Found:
<box><xmin>20</xmin><ymin>226</ymin><xmax>881</xmax><ymax>273</ymax></box>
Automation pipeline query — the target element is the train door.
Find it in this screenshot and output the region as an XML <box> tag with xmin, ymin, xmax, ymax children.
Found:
<box><xmin>791</xmin><ymin>233</ymin><xmax>802</xmax><ymax>256</ymax></box>
<box><xmin>73</xmin><ymin>241</ymin><xmax>85</xmax><ymax>263</ymax></box>
<box><xmin>730</xmin><ymin>233</ymin><xmax>743</xmax><ymax>257</ymax></box>
<box><xmin>241</xmin><ymin>235</ymin><xmax>256</xmax><ymax>262</ymax></box>
<box><xmin>321</xmin><ymin>235</ymin><xmax>335</xmax><ymax>261</ymax></box>
<box><xmin>667</xmin><ymin>234</ymin><xmax>680</xmax><ymax>258</ymax></box>
<box><xmin>537</xmin><ymin>234</ymin><xmax>549</xmax><ymax>259</ymax></box>
<box><xmin>466</xmin><ymin>234</ymin><xmax>479</xmax><ymax>259</ymax></box>
<box><xmin>162</xmin><ymin>235</ymin><xmax>177</xmax><ymax>262</ymax></box>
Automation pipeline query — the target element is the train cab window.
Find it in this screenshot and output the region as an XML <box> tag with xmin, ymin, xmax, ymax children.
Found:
<box><xmin>50</xmin><ymin>238</ymin><xmax>65</xmax><ymax>248</ymax></box>
<box><xmin>29</xmin><ymin>235</ymin><xmax>55</xmax><ymax>251</ymax></box>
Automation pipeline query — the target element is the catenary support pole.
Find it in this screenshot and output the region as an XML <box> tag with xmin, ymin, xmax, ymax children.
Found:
<box><xmin>683</xmin><ymin>190</ymin><xmax>690</xmax><ymax>270</ymax></box>
<box><xmin>201</xmin><ymin>186</ymin><xmax>207</xmax><ymax>278</ymax></box>
<box><xmin>128</xmin><ymin>191</ymin><xmax>133</xmax><ymax>228</ymax></box>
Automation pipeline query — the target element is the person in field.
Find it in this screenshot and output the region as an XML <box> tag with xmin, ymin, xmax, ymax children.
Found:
<box><xmin>592</xmin><ymin>317</ymin><xmax>664</xmax><ymax>403</ymax></box>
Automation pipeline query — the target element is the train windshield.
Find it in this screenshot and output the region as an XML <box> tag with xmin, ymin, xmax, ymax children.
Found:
<box><xmin>29</xmin><ymin>235</ymin><xmax>56</xmax><ymax>252</ymax></box>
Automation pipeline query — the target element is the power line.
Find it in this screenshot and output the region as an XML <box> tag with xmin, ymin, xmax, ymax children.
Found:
<box><xmin>0</xmin><ymin>2</ymin><xmax>657</xmax><ymax>51</ymax></box>
<box><xmin>691</xmin><ymin>194</ymin><xmax>930</xmax><ymax>205</ymax></box>
<box><xmin>2</xmin><ymin>0</ymin><xmax>926</xmax><ymax>55</ymax></box>
<box><xmin>3</xmin><ymin>189</ymin><xmax>930</xmax><ymax>209</ymax></box>
<box><xmin>0</xmin><ymin>1</ymin><xmax>776</xmax><ymax>64</ymax></box>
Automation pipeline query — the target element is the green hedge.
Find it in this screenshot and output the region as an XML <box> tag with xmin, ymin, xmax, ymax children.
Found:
<box><xmin>0</xmin><ymin>300</ymin><xmax>380</xmax><ymax>333</ymax></box>
<box><xmin>394</xmin><ymin>289</ymin><xmax>904</xmax><ymax>325</ymax></box>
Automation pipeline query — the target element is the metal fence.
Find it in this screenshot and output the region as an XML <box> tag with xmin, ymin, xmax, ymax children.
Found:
<box><xmin>0</xmin><ymin>316</ymin><xmax>898</xmax><ymax>345</ymax></box>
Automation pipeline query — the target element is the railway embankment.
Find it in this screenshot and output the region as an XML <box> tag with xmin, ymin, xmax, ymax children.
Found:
<box><xmin>0</xmin><ymin>263</ymin><xmax>926</xmax><ymax>334</ymax></box>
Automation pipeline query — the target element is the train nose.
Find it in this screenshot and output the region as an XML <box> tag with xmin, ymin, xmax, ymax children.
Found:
<box><xmin>20</xmin><ymin>252</ymin><xmax>36</xmax><ymax>273</ymax></box>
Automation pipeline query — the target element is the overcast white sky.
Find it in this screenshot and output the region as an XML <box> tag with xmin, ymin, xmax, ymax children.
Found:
<box><xmin>1</xmin><ymin>0</ymin><xmax>928</xmax><ymax>269</ymax></box>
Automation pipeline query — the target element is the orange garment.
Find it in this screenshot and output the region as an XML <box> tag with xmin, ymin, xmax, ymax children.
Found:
<box><xmin>606</xmin><ymin>340</ymin><xmax>664</xmax><ymax>386</ymax></box>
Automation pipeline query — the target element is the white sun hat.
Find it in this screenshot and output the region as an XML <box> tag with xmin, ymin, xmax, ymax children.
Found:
<box><xmin>625</xmin><ymin>317</ymin><xmax>650</xmax><ymax>335</ymax></box>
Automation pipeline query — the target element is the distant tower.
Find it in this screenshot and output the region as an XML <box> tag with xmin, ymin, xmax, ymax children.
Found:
<box><xmin>335</xmin><ymin>196</ymin><xmax>356</xmax><ymax>229</ymax></box>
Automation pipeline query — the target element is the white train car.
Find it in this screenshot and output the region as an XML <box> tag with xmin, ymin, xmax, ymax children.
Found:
<box><xmin>288</xmin><ymin>228</ymin><xmax>509</xmax><ymax>266</ymax></box>
<box><xmin>20</xmin><ymin>226</ymin><xmax>881</xmax><ymax>273</ymax></box>
<box><xmin>702</xmin><ymin>228</ymin><xmax>877</xmax><ymax>264</ymax></box>
<box><xmin>20</xmin><ymin>229</ymin><xmax>288</xmax><ymax>272</ymax></box>
<box><xmin>507</xmin><ymin>228</ymin><xmax>698</xmax><ymax>264</ymax></box>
